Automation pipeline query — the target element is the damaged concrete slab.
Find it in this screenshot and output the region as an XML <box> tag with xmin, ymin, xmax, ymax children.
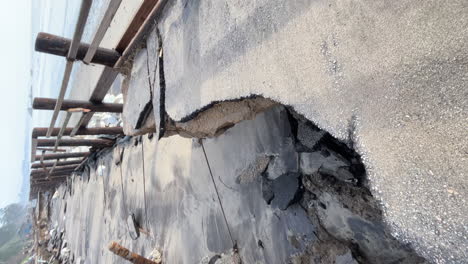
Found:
<box><xmin>40</xmin><ymin>1</ymin><xmax>466</xmax><ymax>263</ymax></box>
<box><xmin>145</xmin><ymin>0</ymin><xmax>468</xmax><ymax>262</ymax></box>
<box><xmin>48</xmin><ymin>106</ymin><xmax>428</xmax><ymax>263</ymax></box>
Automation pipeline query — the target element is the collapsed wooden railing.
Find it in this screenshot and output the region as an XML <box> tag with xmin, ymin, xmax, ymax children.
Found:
<box><xmin>29</xmin><ymin>0</ymin><xmax>168</xmax><ymax>199</ymax></box>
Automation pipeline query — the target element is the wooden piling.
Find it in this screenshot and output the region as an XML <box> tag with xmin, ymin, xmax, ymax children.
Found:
<box><xmin>33</xmin><ymin>97</ymin><xmax>123</xmax><ymax>113</ymax></box>
<box><xmin>31</xmin><ymin>165</ymin><xmax>78</xmax><ymax>176</ymax></box>
<box><xmin>35</xmin><ymin>32</ymin><xmax>120</xmax><ymax>67</ymax></box>
<box><xmin>37</xmin><ymin>138</ymin><xmax>114</xmax><ymax>147</ymax></box>
<box><xmin>34</xmin><ymin>152</ymin><xmax>89</xmax><ymax>161</ymax></box>
<box><xmin>31</xmin><ymin>170</ymin><xmax>75</xmax><ymax>178</ymax></box>
<box><xmin>31</xmin><ymin>160</ymin><xmax>82</xmax><ymax>169</ymax></box>
<box><xmin>32</xmin><ymin>127</ymin><xmax>123</xmax><ymax>138</ymax></box>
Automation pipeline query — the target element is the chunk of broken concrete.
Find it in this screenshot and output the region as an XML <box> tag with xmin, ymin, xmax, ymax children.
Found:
<box><xmin>297</xmin><ymin>121</ymin><xmax>326</xmax><ymax>150</ymax></box>
<box><xmin>270</xmin><ymin>172</ymin><xmax>301</xmax><ymax>210</ymax></box>
<box><xmin>299</xmin><ymin>151</ymin><xmax>354</xmax><ymax>182</ymax></box>
<box><xmin>122</xmin><ymin>47</ymin><xmax>156</xmax><ymax>136</ymax></box>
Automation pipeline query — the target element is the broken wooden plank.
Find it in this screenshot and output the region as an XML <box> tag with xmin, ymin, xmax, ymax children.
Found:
<box><xmin>33</xmin><ymin>97</ymin><xmax>123</xmax><ymax>112</ymax></box>
<box><xmin>35</xmin><ymin>32</ymin><xmax>120</xmax><ymax>67</ymax></box>
<box><xmin>34</xmin><ymin>152</ymin><xmax>89</xmax><ymax>161</ymax></box>
<box><xmin>37</xmin><ymin>138</ymin><xmax>114</xmax><ymax>147</ymax></box>
<box><xmin>83</xmin><ymin>0</ymin><xmax>123</xmax><ymax>64</ymax></box>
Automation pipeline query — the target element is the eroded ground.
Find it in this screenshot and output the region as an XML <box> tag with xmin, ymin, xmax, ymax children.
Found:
<box><xmin>46</xmin><ymin>106</ymin><xmax>426</xmax><ymax>263</ymax></box>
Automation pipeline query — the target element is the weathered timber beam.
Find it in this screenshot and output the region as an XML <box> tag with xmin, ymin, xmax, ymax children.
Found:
<box><xmin>33</xmin><ymin>97</ymin><xmax>123</xmax><ymax>113</ymax></box>
<box><xmin>31</xmin><ymin>165</ymin><xmax>79</xmax><ymax>176</ymax></box>
<box><xmin>115</xmin><ymin>0</ymin><xmax>168</xmax><ymax>68</ymax></box>
<box><xmin>31</xmin><ymin>160</ymin><xmax>83</xmax><ymax>168</ymax></box>
<box><xmin>37</xmin><ymin>138</ymin><xmax>114</xmax><ymax>147</ymax></box>
<box><xmin>31</xmin><ymin>171</ymin><xmax>75</xmax><ymax>179</ymax></box>
<box><xmin>36</xmin><ymin>147</ymin><xmax>67</xmax><ymax>152</ymax></box>
<box><xmin>68</xmin><ymin>0</ymin><xmax>93</xmax><ymax>59</ymax></box>
<box><xmin>31</xmin><ymin>180</ymin><xmax>65</xmax><ymax>186</ymax></box>
<box><xmin>35</xmin><ymin>32</ymin><xmax>120</xmax><ymax>67</ymax></box>
<box><xmin>32</xmin><ymin>127</ymin><xmax>123</xmax><ymax>138</ymax></box>
<box><xmin>116</xmin><ymin>0</ymin><xmax>160</xmax><ymax>53</ymax></box>
<box><xmin>34</xmin><ymin>152</ymin><xmax>89</xmax><ymax>161</ymax></box>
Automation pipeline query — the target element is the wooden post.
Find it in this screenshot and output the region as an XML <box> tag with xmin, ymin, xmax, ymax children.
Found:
<box><xmin>32</xmin><ymin>127</ymin><xmax>123</xmax><ymax>138</ymax></box>
<box><xmin>31</xmin><ymin>170</ymin><xmax>75</xmax><ymax>178</ymax></box>
<box><xmin>108</xmin><ymin>242</ymin><xmax>158</xmax><ymax>264</ymax></box>
<box><xmin>31</xmin><ymin>160</ymin><xmax>82</xmax><ymax>169</ymax></box>
<box><xmin>35</xmin><ymin>32</ymin><xmax>120</xmax><ymax>67</ymax></box>
<box><xmin>36</xmin><ymin>147</ymin><xmax>67</xmax><ymax>152</ymax></box>
<box><xmin>37</xmin><ymin>138</ymin><xmax>114</xmax><ymax>147</ymax></box>
<box><xmin>33</xmin><ymin>97</ymin><xmax>123</xmax><ymax>113</ymax></box>
<box><xmin>34</xmin><ymin>152</ymin><xmax>89</xmax><ymax>161</ymax></box>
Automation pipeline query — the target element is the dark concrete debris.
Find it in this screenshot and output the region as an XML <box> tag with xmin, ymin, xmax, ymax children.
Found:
<box><xmin>268</xmin><ymin>172</ymin><xmax>302</xmax><ymax>210</ymax></box>
<box><xmin>255</xmin><ymin>107</ymin><xmax>426</xmax><ymax>263</ymax></box>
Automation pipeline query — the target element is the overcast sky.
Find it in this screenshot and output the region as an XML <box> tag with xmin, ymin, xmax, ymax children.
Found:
<box><xmin>0</xmin><ymin>0</ymin><xmax>31</xmax><ymax>208</ymax></box>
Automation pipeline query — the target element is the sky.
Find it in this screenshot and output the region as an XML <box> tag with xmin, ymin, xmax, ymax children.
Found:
<box><xmin>0</xmin><ymin>0</ymin><xmax>32</xmax><ymax>208</ymax></box>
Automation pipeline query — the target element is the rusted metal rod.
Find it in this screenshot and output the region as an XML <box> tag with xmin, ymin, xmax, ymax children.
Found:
<box><xmin>35</xmin><ymin>32</ymin><xmax>120</xmax><ymax>67</ymax></box>
<box><xmin>34</xmin><ymin>152</ymin><xmax>89</xmax><ymax>161</ymax></box>
<box><xmin>37</xmin><ymin>138</ymin><xmax>114</xmax><ymax>147</ymax></box>
<box><xmin>31</xmin><ymin>160</ymin><xmax>82</xmax><ymax>168</ymax></box>
<box><xmin>32</xmin><ymin>127</ymin><xmax>123</xmax><ymax>138</ymax></box>
<box><xmin>33</xmin><ymin>97</ymin><xmax>123</xmax><ymax>113</ymax></box>
<box><xmin>108</xmin><ymin>242</ymin><xmax>157</xmax><ymax>264</ymax></box>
